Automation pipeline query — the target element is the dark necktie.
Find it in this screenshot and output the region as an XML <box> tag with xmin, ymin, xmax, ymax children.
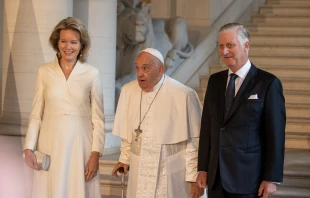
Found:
<box><xmin>224</xmin><ymin>73</ymin><xmax>238</xmax><ymax>120</ymax></box>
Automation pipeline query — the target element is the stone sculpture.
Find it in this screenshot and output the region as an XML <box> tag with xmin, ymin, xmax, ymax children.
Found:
<box><xmin>116</xmin><ymin>0</ymin><xmax>194</xmax><ymax>89</ymax></box>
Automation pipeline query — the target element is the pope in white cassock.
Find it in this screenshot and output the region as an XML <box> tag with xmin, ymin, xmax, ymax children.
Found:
<box><xmin>112</xmin><ymin>48</ymin><xmax>205</xmax><ymax>198</ymax></box>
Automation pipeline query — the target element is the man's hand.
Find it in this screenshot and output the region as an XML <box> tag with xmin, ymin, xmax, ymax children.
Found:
<box><xmin>111</xmin><ymin>162</ymin><xmax>129</xmax><ymax>178</ymax></box>
<box><xmin>258</xmin><ymin>181</ymin><xmax>277</xmax><ymax>198</ymax></box>
<box><xmin>85</xmin><ymin>152</ymin><xmax>100</xmax><ymax>182</ymax></box>
<box><xmin>23</xmin><ymin>149</ymin><xmax>40</xmax><ymax>170</ymax></box>
<box><xmin>196</xmin><ymin>172</ymin><xmax>208</xmax><ymax>188</ymax></box>
<box><xmin>190</xmin><ymin>182</ymin><xmax>204</xmax><ymax>198</ymax></box>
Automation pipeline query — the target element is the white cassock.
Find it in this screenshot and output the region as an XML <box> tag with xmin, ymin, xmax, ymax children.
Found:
<box><xmin>113</xmin><ymin>74</ymin><xmax>206</xmax><ymax>198</ymax></box>
<box><xmin>24</xmin><ymin>58</ymin><xmax>104</xmax><ymax>198</ymax></box>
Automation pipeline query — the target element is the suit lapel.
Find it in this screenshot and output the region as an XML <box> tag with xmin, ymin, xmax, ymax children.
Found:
<box><xmin>224</xmin><ymin>64</ymin><xmax>257</xmax><ymax>123</ymax></box>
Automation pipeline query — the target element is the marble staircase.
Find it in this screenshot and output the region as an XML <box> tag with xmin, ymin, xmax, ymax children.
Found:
<box><xmin>196</xmin><ymin>0</ymin><xmax>310</xmax><ymax>150</ymax></box>
<box><xmin>194</xmin><ymin>0</ymin><xmax>310</xmax><ymax>197</ymax></box>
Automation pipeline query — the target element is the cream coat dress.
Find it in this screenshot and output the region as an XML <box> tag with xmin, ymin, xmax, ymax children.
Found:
<box><xmin>24</xmin><ymin>58</ymin><xmax>105</xmax><ymax>198</ymax></box>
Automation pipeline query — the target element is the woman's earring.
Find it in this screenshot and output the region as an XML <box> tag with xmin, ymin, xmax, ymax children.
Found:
<box><xmin>57</xmin><ymin>52</ymin><xmax>62</xmax><ymax>59</ymax></box>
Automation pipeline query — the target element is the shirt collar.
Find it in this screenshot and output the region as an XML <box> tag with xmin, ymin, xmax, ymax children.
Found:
<box><xmin>151</xmin><ymin>74</ymin><xmax>165</xmax><ymax>92</ymax></box>
<box><xmin>228</xmin><ymin>59</ymin><xmax>251</xmax><ymax>79</ymax></box>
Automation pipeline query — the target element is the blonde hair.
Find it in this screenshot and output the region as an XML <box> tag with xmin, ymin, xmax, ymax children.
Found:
<box><xmin>49</xmin><ymin>17</ymin><xmax>90</xmax><ymax>63</ymax></box>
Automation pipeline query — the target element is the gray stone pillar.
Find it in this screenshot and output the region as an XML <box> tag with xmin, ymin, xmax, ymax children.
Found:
<box><xmin>74</xmin><ymin>0</ymin><xmax>120</xmax><ymax>154</ymax></box>
<box><xmin>0</xmin><ymin>1</ymin><xmax>73</xmax><ymax>197</ymax></box>
<box><xmin>1</xmin><ymin>0</ymin><xmax>73</xmax><ymax>136</ymax></box>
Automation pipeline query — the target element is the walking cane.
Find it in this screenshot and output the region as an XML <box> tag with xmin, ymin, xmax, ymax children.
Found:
<box><xmin>118</xmin><ymin>166</ymin><xmax>129</xmax><ymax>198</ymax></box>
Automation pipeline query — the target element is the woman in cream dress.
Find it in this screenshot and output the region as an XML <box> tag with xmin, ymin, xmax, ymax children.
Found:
<box><xmin>23</xmin><ymin>17</ymin><xmax>105</xmax><ymax>198</ymax></box>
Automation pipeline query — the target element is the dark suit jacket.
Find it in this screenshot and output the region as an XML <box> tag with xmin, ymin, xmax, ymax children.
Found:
<box><xmin>198</xmin><ymin>64</ymin><xmax>286</xmax><ymax>194</ymax></box>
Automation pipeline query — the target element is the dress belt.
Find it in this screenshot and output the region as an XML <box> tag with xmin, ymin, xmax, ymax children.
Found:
<box><xmin>44</xmin><ymin>111</ymin><xmax>89</xmax><ymax>116</ymax></box>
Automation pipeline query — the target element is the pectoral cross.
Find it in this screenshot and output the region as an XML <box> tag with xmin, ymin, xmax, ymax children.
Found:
<box><xmin>134</xmin><ymin>125</ymin><xmax>142</xmax><ymax>141</ymax></box>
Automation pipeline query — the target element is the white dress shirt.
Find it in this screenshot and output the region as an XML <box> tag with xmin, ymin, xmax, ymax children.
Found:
<box><xmin>227</xmin><ymin>59</ymin><xmax>251</xmax><ymax>96</ymax></box>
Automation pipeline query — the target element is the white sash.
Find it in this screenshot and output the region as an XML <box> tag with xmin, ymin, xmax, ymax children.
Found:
<box><xmin>136</xmin><ymin>137</ymin><xmax>161</xmax><ymax>198</ymax></box>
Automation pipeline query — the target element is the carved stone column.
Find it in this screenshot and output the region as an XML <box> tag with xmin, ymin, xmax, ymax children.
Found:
<box><xmin>0</xmin><ymin>1</ymin><xmax>72</xmax><ymax>197</ymax></box>
<box><xmin>74</xmin><ymin>0</ymin><xmax>120</xmax><ymax>154</ymax></box>
<box><xmin>1</xmin><ymin>0</ymin><xmax>73</xmax><ymax>136</ymax></box>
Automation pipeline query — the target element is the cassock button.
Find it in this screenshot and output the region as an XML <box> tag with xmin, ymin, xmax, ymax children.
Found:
<box><xmin>221</xmin><ymin>127</ymin><xmax>225</xmax><ymax>131</ymax></box>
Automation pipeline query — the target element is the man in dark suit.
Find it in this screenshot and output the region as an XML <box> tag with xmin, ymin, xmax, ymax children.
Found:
<box><xmin>196</xmin><ymin>23</ymin><xmax>286</xmax><ymax>198</ymax></box>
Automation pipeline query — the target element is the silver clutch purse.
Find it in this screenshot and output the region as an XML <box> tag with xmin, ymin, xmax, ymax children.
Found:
<box><xmin>23</xmin><ymin>151</ymin><xmax>50</xmax><ymax>171</ymax></box>
<box><xmin>33</xmin><ymin>151</ymin><xmax>50</xmax><ymax>171</ymax></box>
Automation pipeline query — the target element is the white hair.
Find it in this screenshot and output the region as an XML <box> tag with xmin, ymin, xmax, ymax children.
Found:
<box><xmin>219</xmin><ymin>23</ymin><xmax>250</xmax><ymax>46</ymax></box>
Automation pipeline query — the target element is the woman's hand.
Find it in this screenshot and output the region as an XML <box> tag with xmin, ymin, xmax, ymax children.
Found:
<box><xmin>85</xmin><ymin>152</ymin><xmax>100</xmax><ymax>182</ymax></box>
<box><xmin>23</xmin><ymin>149</ymin><xmax>40</xmax><ymax>170</ymax></box>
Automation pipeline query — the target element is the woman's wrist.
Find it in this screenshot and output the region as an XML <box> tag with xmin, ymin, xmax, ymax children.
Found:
<box><xmin>24</xmin><ymin>149</ymin><xmax>33</xmax><ymax>153</ymax></box>
<box><xmin>91</xmin><ymin>151</ymin><xmax>102</xmax><ymax>157</ymax></box>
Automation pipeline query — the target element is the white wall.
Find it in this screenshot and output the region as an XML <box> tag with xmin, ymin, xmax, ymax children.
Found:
<box><xmin>74</xmin><ymin>0</ymin><xmax>117</xmax><ymax>117</ymax></box>
<box><xmin>210</xmin><ymin>0</ymin><xmax>233</xmax><ymax>25</ymax></box>
<box><xmin>74</xmin><ymin>0</ymin><xmax>120</xmax><ymax>152</ymax></box>
<box><xmin>152</xmin><ymin>0</ymin><xmax>233</xmax><ymax>26</ymax></box>
<box><xmin>151</xmin><ymin>0</ymin><xmax>172</xmax><ymax>18</ymax></box>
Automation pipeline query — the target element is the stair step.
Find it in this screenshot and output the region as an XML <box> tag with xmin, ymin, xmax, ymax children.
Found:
<box><xmin>259</xmin><ymin>6</ymin><xmax>310</xmax><ymax>16</ymax></box>
<box><xmin>101</xmin><ymin>173</ymin><xmax>128</xmax><ymax>196</ymax></box>
<box><xmin>99</xmin><ymin>160</ymin><xmax>117</xmax><ymax>175</ymax></box>
<box><xmin>282</xmin><ymin>171</ymin><xmax>310</xmax><ymax>188</ymax></box>
<box><xmin>287</xmin><ymin>103</ymin><xmax>310</xmax><ymax>119</ymax></box>
<box><xmin>250</xmin><ymin>35</ymin><xmax>310</xmax><ymax>47</ymax></box>
<box><xmin>246</xmin><ymin>24</ymin><xmax>310</xmax><ymax>36</ymax></box>
<box><xmin>99</xmin><ymin>153</ymin><xmax>128</xmax><ymax>196</ymax></box>
<box><xmin>195</xmin><ymin>87</ymin><xmax>310</xmax><ymax>105</ymax></box>
<box><xmin>210</xmin><ymin>65</ymin><xmax>310</xmax><ymax>79</ymax></box>
<box><xmin>103</xmin><ymin>196</ymin><xmax>123</xmax><ymax>198</ymax></box>
<box><xmin>286</xmin><ymin>134</ymin><xmax>310</xmax><ymax>149</ymax></box>
<box><xmin>273</xmin><ymin>186</ymin><xmax>310</xmax><ymax>198</ymax></box>
<box><xmin>252</xmin><ymin>14</ymin><xmax>310</xmax><ymax>25</ymax></box>
<box><xmin>201</xmin><ymin>74</ymin><xmax>310</xmax><ymax>92</ymax></box>
<box><xmin>286</xmin><ymin>118</ymin><xmax>310</xmax><ymax>134</ymax></box>
<box><xmin>285</xmin><ymin>90</ymin><xmax>310</xmax><ymax>104</ymax></box>
<box><xmin>217</xmin><ymin>56</ymin><xmax>310</xmax><ymax>67</ymax></box>
<box><xmin>279</xmin><ymin>78</ymin><xmax>310</xmax><ymax>91</ymax></box>
<box><xmin>249</xmin><ymin>46</ymin><xmax>310</xmax><ymax>58</ymax></box>
<box><xmin>101</xmin><ymin>179</ymin><xmax>127</xmax><ymax>197</ymax></box>
<box><xmin>250</xmin><ymin>57</ymin><xmax>310</xmax><ymax>67</ymax></box>
<box><xmin>274</xmin><ymin>149</ymin><xmax>310</xmax><ymax>194</ymax></box>
<box><xmin>283</xmin><ymin>174</ymin><xmax>310</xmax><ymax>188</ymax></box>
<box><xmin>280</xmin><ymin>149</ymin><xmax>310</xmax><ymax>188</ymax></box>
<box><xmin>267</xmin><ymin>0</ymin><xmax>310</xmax><ymax>6</ymax></box>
